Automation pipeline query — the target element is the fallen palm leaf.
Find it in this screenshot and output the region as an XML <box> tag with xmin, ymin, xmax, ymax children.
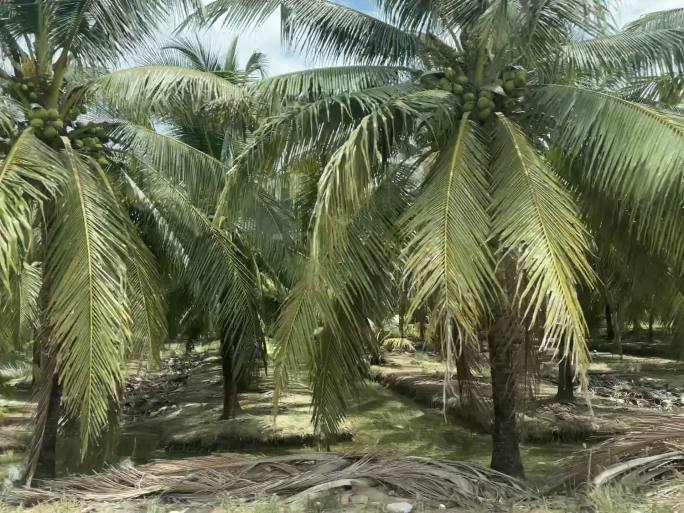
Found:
<box><xmin>562</xmin><ymin>416</ymin><xmax>684</xmax><ymax>487</ymax></box>
<box><xmin>10</xmin><ymin>453</ymin><xmax>533</xmax><ymax>507</ymax></box>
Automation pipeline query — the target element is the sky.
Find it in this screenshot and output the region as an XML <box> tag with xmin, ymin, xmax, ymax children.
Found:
<box><xmin>194</xmin><ymin>0</ymin><xmax>682</xmax><ymax>76</ymax></box>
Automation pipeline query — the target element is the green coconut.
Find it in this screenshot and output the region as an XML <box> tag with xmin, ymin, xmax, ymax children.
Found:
<box><xmin>49</xmin><ymin>119</ymin><xmax>64</xmax><ymax>130</ymax></box>
<box><xmin>477</xmin><ymin>97</ymin><xmax>491</xmax><ymax>109</ymax></box>
<box><xmin>463</xmin><ymin>92</ymin><xmax>476</xmax><ymax>102</ymax></box>
<box><xmin>444</xmin><ymin>67</ymin><xmax>457</xmax><ymax>80</ymax></box>
<box><xmin>29</xmin><ymin>118</ymin><xmax>44</xmax><ymax>129</ymax></box>
<box><xmin>96</xmin><ymin>157</ymin><xmax>109</xmax><ymax>166</ymax></box>
<box><xmin>503</xmin><ymin>80</ymin><xmax>516</xmax><ymax>93</ymax></box>
<box><xmin>514</xmin><ymin>69</ymin><xmax>526</xmax><ymax>80</ymax></box>
<box><xmin>463</xmin><ymin>102</ymin><xmax>475</xmax><ymax>112</ymax></box>
<box><xmin>46</xmin><ymin>108</ymin><xmax>60</xmax><ymax>120</ymax></box>
<box><xmin>439</xmin><ymin>78</ymin><xmax>452</xmax><ymax>91</ymax></box>
<box><xmin>43</xmin><ymin>127</ymin><xmax>59</xmax><ymax>139</ymax></box>
<box><xmin>503</xmin><ymin>70</ymin><xmax>515</xmax><ymax>81</ymax></box>
<box><xmin>453</xmin><ymin>84</ymin><xmax>464</xmax><ymax>95</ymax></box>
<box><xmin>514</xmin><ymin>77</ymin><xmax>527</xmax><ymax>88</ymax></box>
<box><xmin>456</xmin><ymin>74</ymin><xmax>468</xmax><ymax>85</ymax></box>
<box><xmin>478</xmin><ymin>108</ymin><xmax>492</xmax><ymax>121</ymax></box>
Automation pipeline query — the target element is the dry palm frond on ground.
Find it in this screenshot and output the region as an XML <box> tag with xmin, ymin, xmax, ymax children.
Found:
<box><xmin>9</xmin><ymin>453</ymin><xmax>533</xmax><ymax>507</ymax></box>
<box><xmin>563</xmin><ymin>416</ymin><xmax>684</xmax><ymax>487</ymax></box>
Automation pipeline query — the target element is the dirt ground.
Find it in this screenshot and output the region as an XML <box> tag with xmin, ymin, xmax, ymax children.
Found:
<box><xmin>371</xmin><ymin>348</ymin><xmax>684</xmax><ymax>442</ymax></box>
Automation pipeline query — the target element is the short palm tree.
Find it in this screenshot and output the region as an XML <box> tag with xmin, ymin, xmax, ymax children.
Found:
<box><xmin>143</xmin><ymin>34</ymin><xmax>299</xmax><ymax>418</ymax></box>
<box><xmin>0</xmin><ymin>0</ymin><xmax>262</xmax><ymax>480</ymax></box>
<box><xmin>199</xmin><ymin>1</ymin><xmax>684</xmax><ymax>477</ymax></box>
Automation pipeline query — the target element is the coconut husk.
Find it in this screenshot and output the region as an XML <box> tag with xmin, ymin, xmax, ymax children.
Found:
<box><xmin>10</xmin><ymin>452</ymin><xmax>533</xmax><ymax>507</ymax></box>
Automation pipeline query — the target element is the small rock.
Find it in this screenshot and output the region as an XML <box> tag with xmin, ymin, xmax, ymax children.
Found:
<box><xmin>387</xmin><ymin>502</ymin><xmax>413</xmax><ymax>513</ymax></box>
<box><xmin>351</xmin><ymin>495</ymin><xmax>368</xmax><ymax>505</ymax></box>
<box><xmin>439</xmin><ymin>505</ymin><xmax>446</xmax><ymax>510</ymax></box>
<box><xmin>340</xmin><ymin>493</ymin><xmax>351</xmax><ymax>505</ymax></box>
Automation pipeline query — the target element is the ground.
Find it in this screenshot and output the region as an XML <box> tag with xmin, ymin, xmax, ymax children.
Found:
<box><xmin>371</xmin><ymin>347</ymin><xmax>684</xmax><ymax>442</ymax></box>
<box><xmin>3</xmin><ymin>344</ymin><xmax>684</xmax><ymax>512</ymax></box>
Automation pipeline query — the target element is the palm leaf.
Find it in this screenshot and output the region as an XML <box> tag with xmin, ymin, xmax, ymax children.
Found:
<box><xmin>531</xmin><ymin>85</ymin><xmax>684</xmax><ymax>204</ymax></box>
<box><xmin>111</xmin><ymin>122</ymin><xmax>230</xmax><ymax>207</ymax></box>
<box><xmin>552</xmin><ymin>29</ymin><xmax>684</xmax><ymax>78</ymax></box>
<box><xmin>0</xmin><ymin>130</ymin><xmax>64</xmax><ymax>290</ymax></box>
<box><xmin>492</xmin><ymin>114</ymin><xmax>593</xmax><ymax>370</ymax></box>
<box><xmin>402</xmin><ymin>116</ymin><xmax>494</xmax><ymax>339</ymax></box>
<box><xmin>199</xmin><ymin>0</ymin><xmax>423</xmax><ymax>65</ymax></box>
<box><xmin>249</xmin><ymin>65</ymin><xmax>414</xmax><ymax>104</ymax></box>
<box><xmin>625</xmin><ymin>8</ymin><xmax>684</xmax><ymax>32</ymax></box>
<box><xmin>124</xmin><ymin>229</ymin><xmax>166</xmax><ymax>365</ymax></box>
<box><xmin>92</xmin><ymin>66</ymin><xmax>246</xmax><ymax>122</ymax></box>
<box><xmin>48</xmin><ymin>150</ymin><xmax>130</xmax><ymax>452</ymax></box>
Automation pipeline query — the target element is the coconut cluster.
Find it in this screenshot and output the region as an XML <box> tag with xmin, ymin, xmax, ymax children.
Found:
<box><xmin>2</xmin><ymin>75</ymin><xmax>112</xmax><ymax>166</ymax></box>
<box><xmin>422</xmin><ymin>66</ymin><xmax>528</xmax><ymax>123</ymax></box>
<box><xmin>68</xmin><ymin>124</ymin><xmax>111</xmax><ymax>167</ymax></box>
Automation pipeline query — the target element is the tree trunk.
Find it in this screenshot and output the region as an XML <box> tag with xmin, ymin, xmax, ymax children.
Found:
<box><xmin>35</xmin><ymin>372</ymin><xmax>60</xmax><ymax>479</ymax></box>
<box><xmin>488</xmin><ymin>317</ymin><xmax>525</xmax><ymax>479</ymax></box>
<box><xmin>605</xmin><ymin>304</ymin><xmax>614</xmax><ymax>340</ymax></box>
<box><xmin>31</xmin><ymin>339</ymin><xmax>41</xmax><ymax>390</ymax></box>
<box><xmin>185</xmin><ymin>338</ymin><xmax>195</xmax><ymax>354</ymax></box>
<box><xmin>221</xmin><ymin>343</ymin><xmax>242</xmax><ymax>419</ymax></box>
<box><xmin>556</xmin><ymin>357</ymin><xmax>574</xmax><ymax>403</ymax></box>
<box><xmin>648</xmin><ymin>314</ymin><xmax>654</xmax><ymax>342</ymax></box>
<box><xmin>556</xmin><ymin>337</ymin><xmax>574</xmax><ymax>403</ymax></box>
<box><xmin>613</xmin><ymin>305</ymin><xmax>623</xmax><ymax>361</ymax></box>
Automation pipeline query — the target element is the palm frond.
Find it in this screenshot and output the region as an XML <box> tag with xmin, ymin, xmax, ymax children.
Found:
<box><xmin>249</xmin><ymin>66</ymin><xmax>414</xmax><ymax>104</ymax></box>
<box><xmin>92</xmin><ymin>66</ymin><xmax>246</xmax><ymax>122</ymax></box>
<box><xmin>531</xmin><ymin>85</ymin><xmax>684</xmax><ymax>204</ymax></box>
<box><xmin>125</xmin><ymin>229</ymin><xmax>166</xmax><ymax>365</ymax></box>
<box><xmin>551</xmin><ymin>29</ymin><xmax>684</xmax><ymax>78</ymax></box>
<box><xmin>200</xmin><ymin>0</ymin><xmax>423</xmax><ymax>65</ymax></box>
<box><xmin>402</xmin><ymin>116</ymin><xmax>494</xmax><ymax>339</ymax></box>
<box><xmin>48</xmin><ymin>150</ymin><xmax>130</xmax><ymax>452</ymax></box>
<box><xmin>0</xmin><ymin>261</ymin><xmax>41</xmax><ymax>353</ymax></box>
<box><xmin>50</xmin><ymin>0</ymin><xmax>185</xmax><ymax>65</ymax></box>
<box><xmin>0</xmin><ymin>130</ymin><xmax>64</xmax><ymax>290</ymax></box>
<box><xmin>129</xmin><ymin>168</ymin><xmax>261</xmax><ymax>343</ymax></box>
<box><xmin>311</xmin><ymin>89</ymin><xmax>456</xmax><ymax>256</ymax></box>
<box><xmin>625</xmin><ymin>8</ymin><xmax>684</xmax><ymax>32</ymax></box>
<box><xmin>112</xmin><ymin>122</ymin><xmax>230</xmax><ymax>207</ymax></box>
<box><xmin>492</xmin><ymin>114</ymin><xmax>593</xmax><ymax>369</ymax></box>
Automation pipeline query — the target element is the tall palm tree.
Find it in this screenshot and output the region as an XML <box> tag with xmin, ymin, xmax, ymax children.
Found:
<box><xmin>0</xmin><ymin>0</ymin><xmax>261</xmax><ymax>480</ymax></box>
<box><xmin>198</xmin><ymin>1</ymin><xmax>684</xmax><ymax>477</ymax></box>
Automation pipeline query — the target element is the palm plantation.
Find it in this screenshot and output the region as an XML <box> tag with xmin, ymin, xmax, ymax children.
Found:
<box><xmin>0</xmin><ymin>1</ymin><xmax>683</xmax><ymax>511</ymax></box>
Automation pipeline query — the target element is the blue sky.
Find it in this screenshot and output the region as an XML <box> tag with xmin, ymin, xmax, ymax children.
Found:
<box><xmin>201</xmin><ymin>0</ymin><xmax>682</xmax><ymax>75</ymax></box>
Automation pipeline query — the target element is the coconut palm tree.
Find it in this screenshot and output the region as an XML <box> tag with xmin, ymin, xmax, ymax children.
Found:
<box><xmin>142</xmin><ymin>34</ymin><xmax>300</xmax><ymax>418</ymax></box>
<box><xmin>197</xmin><ymin>1</ymin><xmax>684</xmax><ymax>477</ymax></box>
<box><xmin>0</xmin><ymin>0</ymin><xmax>263</xmax><ymax>480</ymax></box>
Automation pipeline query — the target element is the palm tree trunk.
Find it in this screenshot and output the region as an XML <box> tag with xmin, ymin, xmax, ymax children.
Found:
<box><xmin>488</xmin><ymin>314</ymin><xmax>525</xmax><ymax>479</ymax></box>
<box><xmin>35</xmin><ymin>372</ymin><xmax>60</xmax><ymax>479</ymax></box>
<box><xmin>613</xmin><ymin>305</ymin><xmax>623</xmax><ymax>361</ymax></box>
<box><xmin>605</xmin><ymin>304</ymin><xmax>614</xmax><ymax>340</ymax></box>
<box><xmin>221</xmin><ymin>340</ymin><xmax>242</xmax><ymax>419</ymax></box>
<box><xmin>648</xmin><ymin>314</ymin><xmax>654</xmax><ymax>342</ymax></box>
<box><xmin>556</xmin><ymin>358</ymin><xmax>574</xmax><ymax>403</ymax></box>
<box><xmin>556</xmin><ymin>338</ymin><xmax>574</xmax><ymax>403</ymax></box>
